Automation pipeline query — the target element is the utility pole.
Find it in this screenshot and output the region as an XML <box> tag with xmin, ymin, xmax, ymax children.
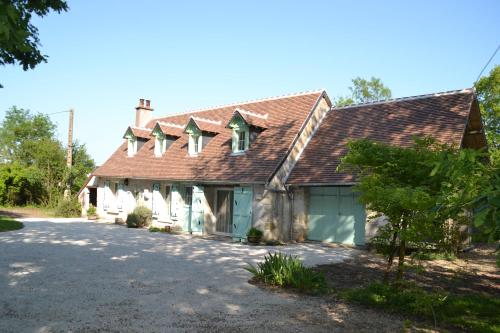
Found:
<box><xmin>66</xmin><ymin>109</ymin><xmax>74</xmax><ymax>167</ymax></box>
<box><xmin>64</xmin><ymin>109</ymin><xmax>74</xmax><ymax>198</ymax></box>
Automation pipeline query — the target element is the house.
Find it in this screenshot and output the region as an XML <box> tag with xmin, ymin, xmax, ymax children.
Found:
<box><xmin>79</xmin><ymin>88</ymin><xmax>487</xmax><ymax>245</ymax></box>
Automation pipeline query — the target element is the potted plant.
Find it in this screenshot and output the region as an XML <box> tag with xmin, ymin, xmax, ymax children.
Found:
<box><xmin>247</xmin><ymin>227</ymin><xmax>263</xmax><ymax>244</ymax></box>
<box><xmin>87</xmin><ymin>204</ymin><xmax>98</xmax><ymax>220</ymax></box>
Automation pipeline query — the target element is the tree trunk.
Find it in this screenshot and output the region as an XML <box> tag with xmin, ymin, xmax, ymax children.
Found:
<box><xmin>384</xmin><ymin>231</ymin><xmax>398</xmax><ymax>283</ymax></box>
<box><xmin>397</xmin><ymin>237</ymin><xmax>406</xmax><ymax>281</ymax></box>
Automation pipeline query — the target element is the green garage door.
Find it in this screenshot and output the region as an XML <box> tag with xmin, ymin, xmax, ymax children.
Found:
<box><xmin>307</xmin><ymin>187</ymin><xmax>365</xmax><ymax>245</ymax></box>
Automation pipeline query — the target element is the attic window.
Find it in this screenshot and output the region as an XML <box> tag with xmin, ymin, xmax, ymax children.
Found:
<box><xmin>184</xmin><ymin>117</ymin><xmax>220</xmax><ymax>156</ymax></box>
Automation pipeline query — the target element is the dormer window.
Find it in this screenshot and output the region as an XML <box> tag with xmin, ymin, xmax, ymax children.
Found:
<box><xmin>226</xmin><ymin>108</ymin><xmax>268</xmax><ymax>154</ymax></box>
<box><xmin>127</xmin><ymin>137</ymin><xmax>137</xmax><ymax>157</ymax></box>
<box><xmin>123</xmin><ymin>126</ymin><xmax>151</xmax><ymax>157</ymax></box>
<box><xmin>184</xmin><ymin>117</ymin><xmax>221</xmax><ymax>156</ymax></box>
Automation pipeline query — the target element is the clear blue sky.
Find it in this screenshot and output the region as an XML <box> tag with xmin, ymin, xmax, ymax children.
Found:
<box><xmin>1</xmin><ymin>0</ymin><xmax>499</xmax><ymax>164</ymax></box>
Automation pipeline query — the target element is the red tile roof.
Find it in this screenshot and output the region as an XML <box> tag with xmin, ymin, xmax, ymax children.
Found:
<box><xmin>155</xmin><ymin>122</ymin><xmax>185</xmax><ymax>137</ymax></box>
<box><xmin>286</xmin><ymin>89</ymin><xmax>475</xmax><ymax>185</ymax></box>
<box><xmin>232</xmin><ymin>108</ymin><xmax>269</xmax><ymax>129</ymax></box>
<box><xmin>124</xmin><ymin>126</ymin><xmax>151</xmax><ymax>139</ymax></box>
<box><xmin>185</xmin><ymin>117</ymin><xmax>222</xmax><ymax>134</ymax></box>
<box><xmin>93</xmin><ymin>91</ymin><xmax>324</xmax><ymax>183</ymax></box>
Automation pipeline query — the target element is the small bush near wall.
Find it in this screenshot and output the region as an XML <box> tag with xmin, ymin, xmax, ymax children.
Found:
<box><xmin>246</xmin><ymin>252</ymin><xmax>328</xmax><ymax>294</ymax></box>
<box><xmin>54</xmin><ymin>197</ymin><xmax>81</xmax><ymax>217</ymax></box>
<box><xmin>126</xmin><ymin>206</ymin><xmax>152</xmax><ymax>228</ymax></box>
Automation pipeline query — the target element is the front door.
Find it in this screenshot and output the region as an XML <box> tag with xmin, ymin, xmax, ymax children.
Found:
<box><xmin>216</xmin><ymin>190</ymin><xmax>233</xmax><ymax>234</ymax></box>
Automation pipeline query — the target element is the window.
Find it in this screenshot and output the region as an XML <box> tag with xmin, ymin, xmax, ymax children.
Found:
<box><xmin>193</xmin><ymin>135</ymin><xmax>200</xmax><ymax>154</ymax></box>
<box><xmin>165</xmin><ymin>186</ymin><xmax>171</xmax><ymax>216</ymax></box>
<box><xmin>154</xmin><ymin>136</ymin><xmax>164</xmax><ymax>157</ymax></box>
<box><xmin>127</xmin><ymin>137</ymin><xmax>137</xmax><ymax>157</ymax></box>
<box><xmin>237</xmin><ymin>130</ymin><xmax>246</xmax><ymax>151</ymax></box>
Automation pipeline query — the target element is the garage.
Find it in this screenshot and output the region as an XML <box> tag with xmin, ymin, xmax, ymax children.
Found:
<box><xmin>307</xmin><ymin>186</ymin><xmax>365</xmax><ymax>245</ymax></box>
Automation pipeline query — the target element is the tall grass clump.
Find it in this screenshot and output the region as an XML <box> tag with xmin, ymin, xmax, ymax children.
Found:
<box><xmin>245</xmin><ymin>252</ymin><xmax>327</xmax><ymax>294</ymax></box>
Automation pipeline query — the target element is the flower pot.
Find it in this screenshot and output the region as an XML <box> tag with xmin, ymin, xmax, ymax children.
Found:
<box><xmin>88</xmin><ymin>215</ymin><xmax>98</xmax><ymax>220</ymax></box>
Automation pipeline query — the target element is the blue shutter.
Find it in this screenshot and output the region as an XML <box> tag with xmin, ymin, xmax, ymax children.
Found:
<box><xmin>190</xmin><ymin>186</ymin><xmax>204</xmax><ymax>233</ymax></box>
<box><xmin>152</xmin><ymin>183</ymin><xmax>160</xmax><ymax>216</ymax></box>
<box><xmin>103</xmin><ymin>181</ymin><xmax>110</xmax><ymax>211</ymax></box>
<box><xmin>117</xmin><ymin>183</ymin><xmax>124</xmax><ymax>211</ymax></box>
<box><xmin>233</xmin><ymin>186</ymin><xmax>253</xmax><ymax>239</ymax></box>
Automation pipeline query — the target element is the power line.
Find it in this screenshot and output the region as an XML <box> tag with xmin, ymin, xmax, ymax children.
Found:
<box><xmin>474</xmin><ymin>43</ymin><xmax>500</xmax><ymax>85</ymax></box>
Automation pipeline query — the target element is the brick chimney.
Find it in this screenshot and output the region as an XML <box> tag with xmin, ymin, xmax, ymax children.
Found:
<box><xmin>135</xmin><ymin>98</ymin><xmax>153</xmax><ymax>127</ymax></box>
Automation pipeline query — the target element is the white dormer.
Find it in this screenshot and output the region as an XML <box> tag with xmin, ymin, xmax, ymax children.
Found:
<box><xmin>183</xmin><ymin>117</ymin><xmax>220</xmax><ymax>156</ymax></box>
<box><xmin>152</xmin><ymin>125</ymin><xmax>166</xmax><ymax>157</ymax></box>
<box><xmin>123</xmin><ymin>127</ymin><xmax>138</xmax><ymax>157</ymax></box>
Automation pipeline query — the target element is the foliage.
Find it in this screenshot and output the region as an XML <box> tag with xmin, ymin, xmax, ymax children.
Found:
<box><xmin>245</xmin><ymin>252</ymin><xmax>328</xmax><ymax>294</ymax></box>
<box><xmin>0</xmin><ymin>107</ymin><xmax>95</xmax><ymax>206</ymax></box>
<box><xmin>335</xmin><ymin>77</ymin><xmax>392</xmax><ymax>107</ymax></box>
<box><xmin>340</xmin><ymin>282</ymin><xmax>500</xmax><ymax>333</ymax></box>
<box><xmin>411</xmin><ymin>251</ymin><xmax>456</xmax><ymax>261</ymax></box>
<box><xmin>0</xmin><ymin>215</ymin><xmax>23</xmax><ymax>232</ymax></box>
<box><xmin>149</xmin><ymin>226</ymin><xmax>166</xmax><ymax>232</ymax></box>
<box><xmin>0</xmin><ymin>0</ymin><xmax>68</xmax><ymax>87</ymax></box>
<box><xmin>339</xmin><ymin>137</ymin><xmax>493</xmax><ymax>281</ymax></box>
<box><xmin>54</xmin><ymin>196</ymin><xmax>81</xmax><ymax>217</ymax></box>
<box><xmin>474</xmin><ymin>65</ymin><xmax>500</xmax><ymax>164</ymax></box>
<box><xmin>126</xmin><ymin>206</ymin><xmax>152</xmax><ymax>228</ymax></box>
<box><xmin>247</xmin><ymin>227</ymin><xmax>263</xmax><ymax>238</ymax></box>
<box><xmin>86</xmin><ymin>204</ymin><xmax>96</xmax><ymax>216</ymax></box>
<box><xmin>126</xmin><ymin>213</ymin><xmax>140</xmax><ymax>228</ymax></box>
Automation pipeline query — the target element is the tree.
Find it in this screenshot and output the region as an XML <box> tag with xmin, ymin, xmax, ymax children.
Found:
<box><xmin>474</xmin><ymin>65</ymin><xmax>500</xmax><ymax>165</ymax></box>
<box><xmin>338</xmin><ymin>137</ymin><xmax>490</xmax><ymax>281</ymax></box>
<box><xmin>335</xmin><ymin>77</ymin><xmax>392</xmax><ymax>107</ymax></box>
<box><xmin>0</xmin><ymin>0</ymin><xmax>68</xmax><ymax>87</ymax></box>
<box><xmin>0</xmin><ymin>106</ymin><xmax>95</xmax><ymax>206</ymax></box>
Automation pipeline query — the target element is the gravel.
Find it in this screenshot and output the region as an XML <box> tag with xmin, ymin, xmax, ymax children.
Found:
<box><xmin>0</xmin><ymin>220</ymin><xmax>404</xmax><ymax>332</ymax></box>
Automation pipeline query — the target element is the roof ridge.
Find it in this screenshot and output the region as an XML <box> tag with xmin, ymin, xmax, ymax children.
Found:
<box><xmin>152</xmin><ymin>89</ymin><xmax>325</xmax><ymax>120</ymax></box>
<box><xmin>331</xmin><ymin>88</ymin><xmax>473</xmax><ymax>111</ymax></box>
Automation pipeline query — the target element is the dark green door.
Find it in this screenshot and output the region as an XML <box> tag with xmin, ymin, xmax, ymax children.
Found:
<box><xmin>307</xmin><ymin>187</ymin><xmax>365</xmax><ymax>245</ymax></box>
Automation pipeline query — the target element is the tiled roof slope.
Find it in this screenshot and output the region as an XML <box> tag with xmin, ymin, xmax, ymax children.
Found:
<box><xmin>286</xmin><ymin>89</ymin><xmax>475</xmax><ymax>185</ymax></box>
<box><xmin>93</xmin><ymin>91</ymin><xmax>324</xmax><ymax>183</ymax></box>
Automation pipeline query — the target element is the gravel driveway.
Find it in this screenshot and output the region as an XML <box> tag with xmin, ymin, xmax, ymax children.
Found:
<box><xmin>0</xmin><ymin>220</ymin><xmax>402</xmax><ymax>332</ymax></box>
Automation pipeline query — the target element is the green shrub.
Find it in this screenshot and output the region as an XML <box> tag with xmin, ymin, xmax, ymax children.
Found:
<box><xmin>340</xmin><ymin>282</ymin><xmax>500</xmax><ymax>332</ymax></box>
<box><xmin>126</xmin><ymin>206</ymin><xmax>152</xmax><ymax>228</ymax></box>
<box><xmin>245</xmin><ymin>252</ymin><xmax>327</xmax><ymax>294</ymax></box>
<box><xmin>149</xmin><ymin>226</ymin><xmax>164</xmax><ymax>232</ymax></box>
<box><xmin>247</xmin><ymin>227</ymin><xmax>263</xmax><ymax>238</ymax></box>
<box><xmin>87</xmin><ymin>204</ymin><xmax>97</xmax><ymax>216</ymax></box>
<box><xmin>411</xmin><ymin>251</ymin><xmax>456</xmax><ymax>261</ymax></box>
<box><xmin>54</xmin><ymin>197</ymin><xmax>81</xmax><ymax>217</ymax></box>
<box><xmin>126</xmin><ymin>213</ymin><xmax>140</xmax><ymax>228</ymax></box>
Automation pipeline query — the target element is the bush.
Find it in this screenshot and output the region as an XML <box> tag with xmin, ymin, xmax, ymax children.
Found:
<box><xmin>54</xmin><ymin>196</ymin><xmax>81</xmax><ymax>217</ymax></box>
<box><xmin>245</xmin><ymin>252</ymin><xmax>328</xmax><ymax>294</ymax></box>
<box><xmin>247</xmin><ymin>227</ymin><xmax>263</xmax><ymax>238</ymax></box>
<box><xmin>149</xmin><ymin>226</ymin><xmax>164</xmax><ymax>232</ymax></box>
<box><xmin>126</xmin><ymin>206</ymin><xmax>152</xmax><ymax>228</ymax></box>
<box><xmin>340</xmin><ymin>282</ymin><xmax>500</xmax><ymax>332</ymax></box>
<box><xmin>87</xmin><ymin>204</ymin><xmax>97</xmax><ymax>216</ymax></box>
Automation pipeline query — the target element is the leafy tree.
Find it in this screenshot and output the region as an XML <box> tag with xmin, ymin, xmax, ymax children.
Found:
<box><xmin>474</xmin><ymin>65</ymin><xmax>500</xmax><ymax>165</ymax></box>
<box><xmin>335</xmin><ymin>77</ymin><xmax>392</xmax><ymax>107</ymax></box>
<box><xmin>0</xmin><ymin>106</ymin><xmax>55</xmax><ymax>161</ymax></box>
<box><xmin>0</xmin><ymin>106</ymin><xmax>95</xmax><ymax>206</ymax></box>
<box><xmin>0</xmin><ymin>0</ymin><xmax>68</xmax><ymax>87</ymax></box>
<box><xmin>339</xmin><ymin>137</ymin><xmax>491</xmax><ymax>281</ymax></box>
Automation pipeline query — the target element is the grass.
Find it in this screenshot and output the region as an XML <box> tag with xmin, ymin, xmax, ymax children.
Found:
<box><xmin>340</xmin><ymin>282</ymin><xmax>500</xmax><ymax>333</ymax></box>
<box><xmin>411</xmin><ymin>251</ymin><xmax>457</xmax><ymax>261</ymax></box>
<box><xmin>246</xmin><ymin>252</ymin><xmax>328</xmax><ymax>294</ymax></box>
<box><xmin>0</xmin><ymin>216</ymin><xmax>24</xmax><ymax>232</ymax></box>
